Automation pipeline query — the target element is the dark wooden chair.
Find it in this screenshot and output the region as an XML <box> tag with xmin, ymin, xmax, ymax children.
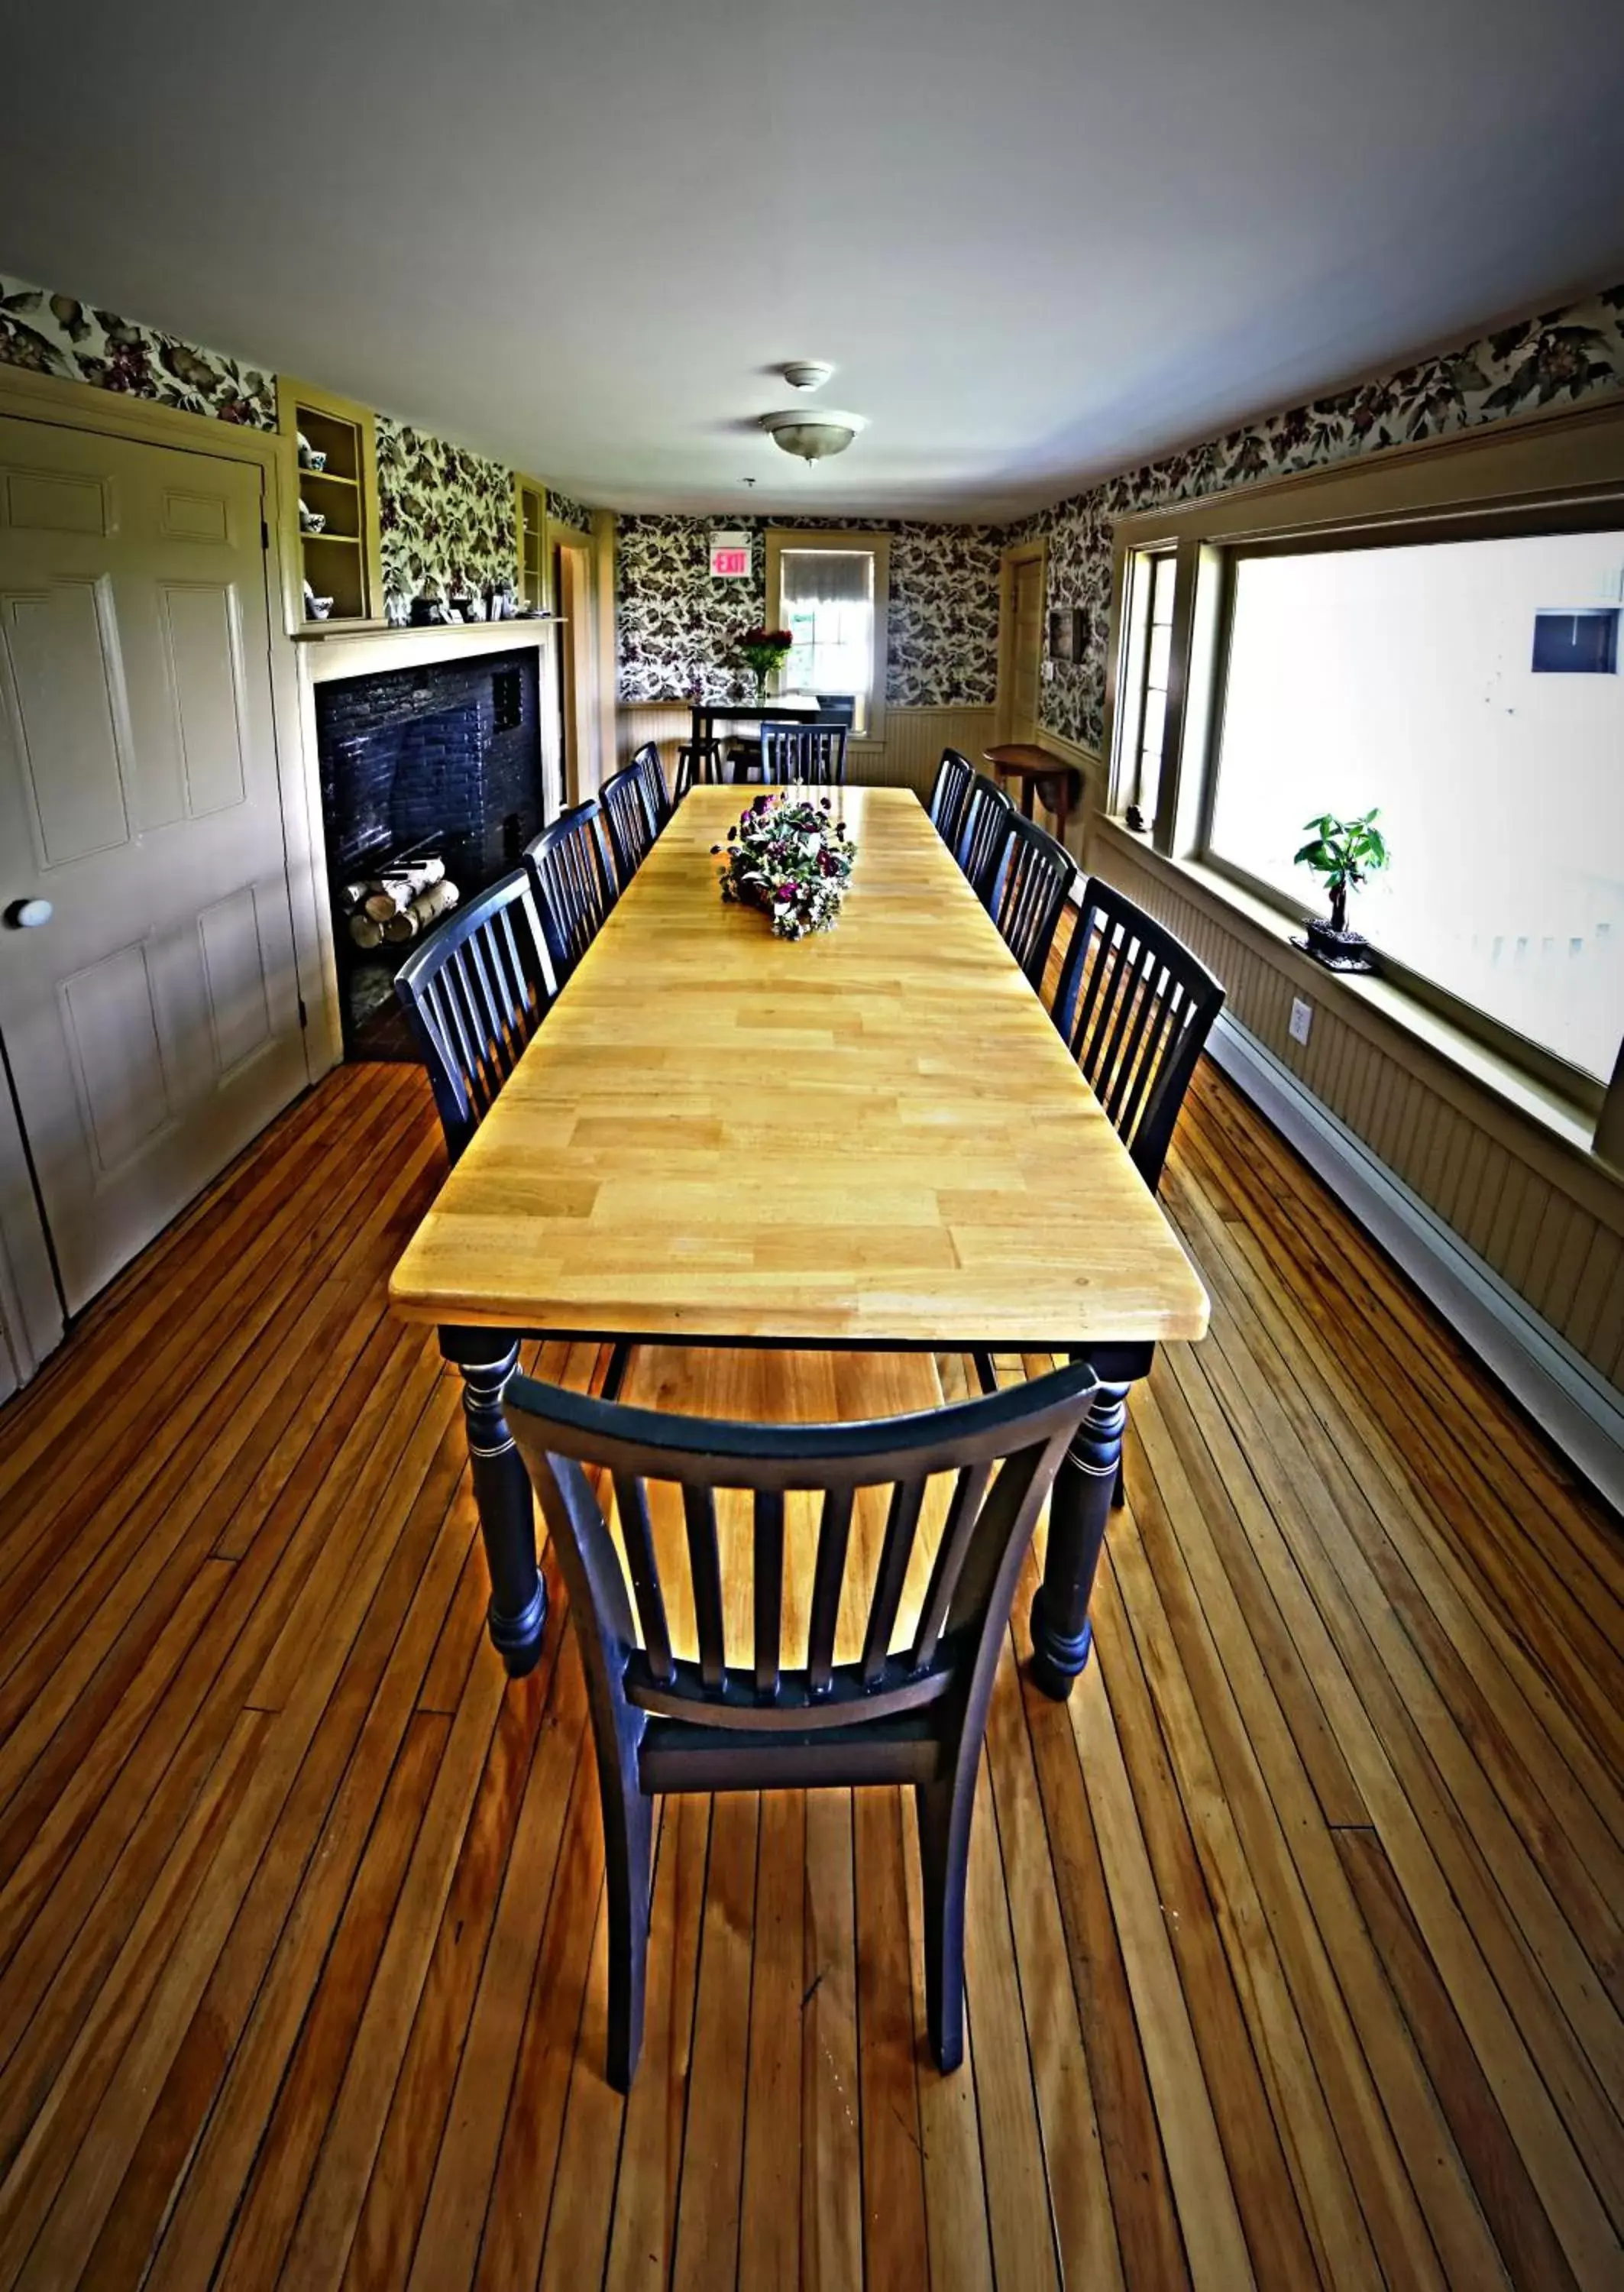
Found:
<box><xmin>989</xmin><ymin>812</ymin><xmax>1079</xmax><ymax>987</ymax></box>
<box><xmin>755</xmin><ymin>719</ymin><xmax>849</xmax><ymax>785</ymax></box>
<box><xmin>505</xmin><ymin>1352</ymin><xmax>1098</xmax><ymax>2089</ymax></box>
<box><xmin>631</xmin><ymin>739</ymin><xmax>672</xmax><ymax>831</ymax></box>
<box><xmin>1052</xmin><ymin>876</ymin><xmax>1226</xmax><ymax>1193</ymax></box>
<box><xmin>524</xmin><ymin>801</ymin><xmax>618</xmax><ymax>982</ymax></box>
<box><xmin>954</xmin><ymin>773</ymin><xmax>1016</xmax><ymax>907</ymax></box>
<box><xmin>929</xmin><ymin>749</ymin><xmax>975</xmax><ymax>850</ymax></box>
<box><xmin>600</xmin><ymin>760</ymin><xmax>658</xmax><ymax>882</ymax></box>
<box><xmin>393</xmin><ymin>870</ymin><xmax>556</xmax><ymax>1162</ymax></box>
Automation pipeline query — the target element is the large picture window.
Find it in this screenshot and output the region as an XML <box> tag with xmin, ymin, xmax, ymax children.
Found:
<box><xmin>1207</xmin><ymin>529</ymin><xmax>1624</xmax><ymax>1083</ymax></box>
<box><xmin>765</xmin><ymin>531</ymin><xmax>890</xmax><ymax>740</ymax></box>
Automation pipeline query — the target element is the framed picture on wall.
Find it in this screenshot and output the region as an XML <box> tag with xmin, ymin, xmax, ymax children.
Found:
<box><xmin>1047</xmin><ymin>604</ymin><xmax>1088</xmax><ymax>660</ymax></box>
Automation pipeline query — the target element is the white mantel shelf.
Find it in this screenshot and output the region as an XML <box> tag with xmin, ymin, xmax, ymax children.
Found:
<box><xmin>297</xmin><ymin>616</ymin><xmax>563</xmax><ymax>684</ymax></box>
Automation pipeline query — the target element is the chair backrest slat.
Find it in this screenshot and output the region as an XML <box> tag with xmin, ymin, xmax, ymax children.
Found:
<box><xmin>806</xmin><ymin>1485</ymin><xmax>854</xmax><ymax>1695</ymax></box>
<box><xmin>1105</xmin><ymin>957</ymin><xmax>1174</xmax><ymax>1141</ymax></box>
<box><xmin>909</xmin><ymin>1461</ymin><xmax>993</xmax><ymax>1671</ymax></box>
<box><xmin>1051</xmin><ymin>878</ymin><xmax>1225</xmax><ymax>1191</ymax></box>
<box><xmin>930</xmin><ymin>749</ymin><xmax>975</xmax><ymax>850</ymax></box>
<box><xmin>859</xmin><ymin>1478</ymin><xmax>927</xmax><ymax>1685</ymax></box>
<box><xmin>990</xmin><ymin>814</ymin><xmax>1078</xmax><ymax>986</ymax></box>
<box><xmin>754</xmin><ymin>1489</ymin><xmax>785</xmax><ymax>1698</ymax></box>
<box><xmin>613</xmin><ymin>1470</ymin><xmax>675</xmax><ymax>1685</ymax></box>
<box><xmin>759</xmin><ymin>720</ymin><xmax>849</xmax><ymax>785</ymax></box>
<box><xmin>631</xmin><ymin>739</ymin><xmax>672</xmax><ymax>830</ymax></box>
<box><xmin>682</xmin><ymin>1482</ymin><xmax>727</xmax><ymax>1689</ymax></box>
<box><xmin>601</xmin><ymin>761</ymin><xmax>658</xmax><ymax>881</ymax></box>
<box><xmin>429</xmin><ymin>956</ymin><xmax>483</xmax><ymax>1111</ymax></box>
<box><xmin>955</xmin><ymin>775</ymin><xmax>1016</xmax><ymax>906</ymax></box>
<box><xmin>525</xmin><ymin>801</ymin><xmax>617</xmax><ymax>979</ymax></box>
<box><xmin>394</xmin><ymin>869</ymin><xmax>556</xmax><ymax>1161</ymax></box>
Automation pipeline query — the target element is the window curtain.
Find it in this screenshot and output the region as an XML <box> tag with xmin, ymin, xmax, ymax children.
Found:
<box><xmin>781</xmin><ymin>549</ymin><xmax>875</xmax><ymax>727</ymax></box>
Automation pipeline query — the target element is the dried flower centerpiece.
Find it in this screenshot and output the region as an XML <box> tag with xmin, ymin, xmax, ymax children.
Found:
<box><xmin>713</xmin><ymin>792</ymin><xmax>856</xmax><ymax>940</ymax></box>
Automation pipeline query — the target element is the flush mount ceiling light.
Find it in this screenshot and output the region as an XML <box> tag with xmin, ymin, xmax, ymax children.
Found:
<box><xmin>780</xmin><ymin>360</ymin><xmax>834</xmax><ymax>391</ymax></box>
<box><xmin>759</xmin><ymin>408</ymin><xmax>868</xmax><ymax>463</ymax></box>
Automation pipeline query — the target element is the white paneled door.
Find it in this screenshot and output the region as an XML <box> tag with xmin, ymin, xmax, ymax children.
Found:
<box><xmin>0</xmin><ymin>416</ymin><xmax>308</xmax><ymax>1312</ymax></box>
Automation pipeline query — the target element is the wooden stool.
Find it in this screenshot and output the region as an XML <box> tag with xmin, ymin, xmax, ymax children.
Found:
<box><xmin>672</xmin><ymin>737</ymin><xmax>724</xmax><ymax>799</ymax></box>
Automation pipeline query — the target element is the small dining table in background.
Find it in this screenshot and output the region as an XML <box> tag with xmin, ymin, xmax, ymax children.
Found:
<box><xmin>684</xmin><ymin>691</ymin><xmax>823</xmax><ymax>780</ymax></box>
<box><xmin>390</xmin><ymin>787</ymin><xmax>1208</xmax><ymax>1698</ymax></box>
<box><xmin>985</xmin><ymin>741</ymin><xmax>1086</xmax><ymax>843</ymax></box>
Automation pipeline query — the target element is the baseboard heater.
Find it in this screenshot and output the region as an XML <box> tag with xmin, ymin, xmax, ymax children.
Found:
<box><xmin>1205</xmin><ymin>1012</ymin><xmax>1624</xmax><ymax>1519</ymax></box>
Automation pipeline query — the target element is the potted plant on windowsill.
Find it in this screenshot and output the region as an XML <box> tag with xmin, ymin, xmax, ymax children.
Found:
<box><xmin>1293</xmin><ymin>809</ymin><xmax>1388</xmax><ymax>973</ymax></box>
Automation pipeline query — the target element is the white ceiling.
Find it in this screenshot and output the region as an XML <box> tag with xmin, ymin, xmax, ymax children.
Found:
<box><xmin>3</xmin><ymin>0</ymin><xmax>1622</xmax><ymax>520</ymax></box>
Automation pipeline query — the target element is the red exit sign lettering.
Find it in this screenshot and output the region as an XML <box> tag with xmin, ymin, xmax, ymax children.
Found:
<box><xmin>709</xmin><ymin>531</ymin><xmax>752</xmax><ymax>579</ymax></box>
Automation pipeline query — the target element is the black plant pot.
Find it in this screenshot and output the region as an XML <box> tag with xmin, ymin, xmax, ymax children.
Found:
<box><xmin>1298</xmin><ymin>915</ymin><xmax>1377</xmax><ymax>973</ymax></box>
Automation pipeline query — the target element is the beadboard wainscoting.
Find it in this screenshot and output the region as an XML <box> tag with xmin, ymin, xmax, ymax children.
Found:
<box><xmin>618</xmin><ymin>704</ymin><xmax>1000</xmax><ymax>801</ymax></box>
<box><xmin>1088</xmin><ymin>822</ymin><xmax>1624</xmax><ymax>1405</ymax></box>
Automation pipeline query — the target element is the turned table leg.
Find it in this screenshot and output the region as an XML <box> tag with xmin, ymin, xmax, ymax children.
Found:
<box><xmin>442</xmin><ymin>1326</ymin><xmax>547</xmax><ymax>1678</ymax></box>
<box><xmin>1027</xmin><ymin>1342</ymin><xmax>1152</xmax><ymax>1700</ymax></box>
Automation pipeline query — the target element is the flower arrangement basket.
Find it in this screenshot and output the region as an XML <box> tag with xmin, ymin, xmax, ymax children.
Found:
<box><xmin>714</xmin><ymin>792</ymin><xmax>856</xmax><ymax>940</ymax></box>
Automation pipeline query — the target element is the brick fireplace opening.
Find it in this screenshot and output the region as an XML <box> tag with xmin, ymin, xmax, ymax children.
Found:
<box><xmin>315</xmin><ymin>649</ymin><xmax>546</xmax><ymax>1057</ymax></box>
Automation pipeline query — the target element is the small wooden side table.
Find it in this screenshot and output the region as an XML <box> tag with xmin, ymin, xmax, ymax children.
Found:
<box><xmin>985</xmin><ymin>743</ymin><xmax>1085</xmax><ymax>843</ymax></box>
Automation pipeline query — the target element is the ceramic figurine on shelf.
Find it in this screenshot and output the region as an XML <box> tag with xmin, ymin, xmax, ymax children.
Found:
<box><xmin>296</xmin><ymin>432</ymin><xmax>328</xmax><ymax>474</ymax></box>
<box><xmin>298</xmin><ymin>501</ymin><xmax>325</xmax><ymax>534</ymax></box>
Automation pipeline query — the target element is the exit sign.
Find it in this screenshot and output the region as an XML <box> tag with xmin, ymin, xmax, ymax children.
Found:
<box><xmin>710</xmin><ymin>530</ymin><xmax>752</xmax><ymax>579</ymax></box>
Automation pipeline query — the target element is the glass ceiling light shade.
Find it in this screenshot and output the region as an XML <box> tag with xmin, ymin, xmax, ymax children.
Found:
<box><xmin>759</xmin><ymin>409</ymin><xmax>869</xmax><ymax>463</ymax></box>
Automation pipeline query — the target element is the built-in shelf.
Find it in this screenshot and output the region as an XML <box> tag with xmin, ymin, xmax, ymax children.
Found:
<box><xmin>279</xmin><ymin>377</ymin><xmax>384</xmax><ymax>632</ymax></box>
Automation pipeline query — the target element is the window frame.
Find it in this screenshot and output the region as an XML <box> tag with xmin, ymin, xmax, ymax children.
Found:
<box><xmin>1101</xmin><ymin>399</ymin><xmax>1624</xmax><ymax>1133</ymax></box>
<box><xmin>765</xmin><ymin>529</ymin><xmax>891</xmax><ymax>746</ymax></box>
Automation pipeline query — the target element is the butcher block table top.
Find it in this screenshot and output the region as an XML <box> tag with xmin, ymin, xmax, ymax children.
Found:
<box><xmin>389</xmin><ymin>786</ymin><xmax>1208</xmax><ymax>1347</ymax></box>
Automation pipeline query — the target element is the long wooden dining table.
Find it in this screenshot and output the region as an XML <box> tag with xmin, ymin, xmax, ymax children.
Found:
<box><xmin>389</xmin><ymin>785</ymin><xmax>1208</xmax><ymax>1698</ymax></box>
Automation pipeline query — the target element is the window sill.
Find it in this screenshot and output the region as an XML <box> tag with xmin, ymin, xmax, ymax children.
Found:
<box><xmin>1092</xmin><ymin>813</ymin><xmax>1603</xmax><ymax>1164</ymax></box>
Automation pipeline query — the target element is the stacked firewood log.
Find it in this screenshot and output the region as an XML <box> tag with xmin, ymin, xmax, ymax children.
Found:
<box><xmin>338</xmin><ymin>856</ymin><xmax>461</xmax><ymax>950</ymax></box>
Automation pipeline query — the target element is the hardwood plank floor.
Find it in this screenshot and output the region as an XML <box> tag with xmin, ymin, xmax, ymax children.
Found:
<box><xmin>0</xmin><ymin>1053</ymin><xmax>1620</xmax><ymax>2288</ymax></box>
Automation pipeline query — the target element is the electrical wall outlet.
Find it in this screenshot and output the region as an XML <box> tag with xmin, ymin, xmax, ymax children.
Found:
<box><xmin>1288</xmin><ymin>995</ymin><xmax>1313</xmax><ymax>1047</ymax></box>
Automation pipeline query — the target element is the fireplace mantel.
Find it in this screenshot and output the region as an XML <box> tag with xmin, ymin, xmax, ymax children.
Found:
<box><xmin>299</xmin><ymin>615</ymin><xmax>563</xmax><ymax>685</ymax></box>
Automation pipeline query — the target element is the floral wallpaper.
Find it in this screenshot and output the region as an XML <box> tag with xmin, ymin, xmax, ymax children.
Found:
<box><xmin>0</xmin><ymin>276</ymin><xmax>275</xmax><ymax>426</ymax></box>
<box><xmin>0</xmin><ymin>269</ymin><xmax>598</xmax><ymax>613</ymax></box>
<box><xmin>6</xmin><ymin>264</ymin><xmax>1620</xmax><ymax>726</ymax></box>
<box><xmin>1014</xmin><ymin>283</ymin><xmax>1624</xmax><ymax>752</ymax></box>
<box><xmin>373</xmin><ymin>416</ymin><xmax>517</xmax><ymax>605</ymax></box>
<box><xmin>616</xmin><ymin>513</ymin><xmax>1002</xmax><ymax>708</ymax></box>
<box><xmin>547</xmin><ymin>487</ymin><xmax>594</xmax><ymax>535</ymax></box>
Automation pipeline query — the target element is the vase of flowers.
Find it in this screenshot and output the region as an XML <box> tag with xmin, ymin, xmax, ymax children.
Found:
<box><xmin>713</xmin><ymin>792</ymin><xmax>856</xmax><ymax>940</ymax></box>
<box><xmin>737</xmin><ymin>625</ymin><xmax>794</xmax><ymax>703</ymax></box>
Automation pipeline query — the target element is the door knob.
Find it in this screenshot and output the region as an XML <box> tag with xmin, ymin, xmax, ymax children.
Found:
<box><xmin>4</xmin><ymin>898</ymin><xmax>53</xmax><ymax>929</ymax></box>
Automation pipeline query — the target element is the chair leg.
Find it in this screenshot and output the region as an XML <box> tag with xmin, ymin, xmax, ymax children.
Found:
<box><xmin>600</xmin><ymin>1750</ymin><xmax>654</xmax><ymax>2091</ymax></box>
<box><xmin>1113</xmin><ymin>1459</ymin><xmax>1126</xmax><ymax>1509</ymax></box>
<box><xmin>914</xmin><ymin>1773</ymin><xmax>972</xmax><ymax>2072</ymax></box>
